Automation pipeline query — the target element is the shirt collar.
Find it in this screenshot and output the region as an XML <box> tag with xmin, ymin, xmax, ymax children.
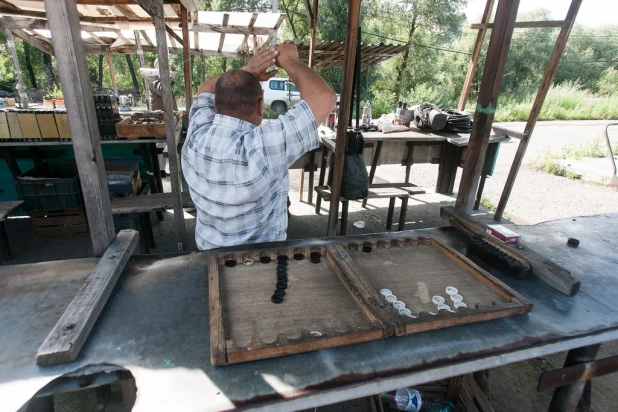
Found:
<box><xmin>213</xmin><ymin>114</ymin><xmax>256</xmax><ymax>133</ymax></box>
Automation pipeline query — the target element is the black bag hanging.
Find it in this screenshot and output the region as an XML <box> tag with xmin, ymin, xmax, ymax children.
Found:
<box><xmin>328</xmin><ymin>130</ymin><xmax>368</xmax><ymax>200</ymax></box>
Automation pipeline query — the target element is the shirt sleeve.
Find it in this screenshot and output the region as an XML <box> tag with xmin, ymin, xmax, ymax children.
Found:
<box><xmin>254</xmin><ymin>100</ymin><xmax>319</xmax><ymax>177</ymax></box>
<box><xmin>187</xmin><ymin>92</ymin><xmax>216</xmax><ymax>136</ymax></box>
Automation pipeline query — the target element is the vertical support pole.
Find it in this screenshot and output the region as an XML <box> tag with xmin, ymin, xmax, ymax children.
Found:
<box><xmin>141</xmin><ymin>0</ymin><xmax>188</xmax><ymax>251</ymax></box>
<box><xmin>5</xmin><ymin>29</ymin><xmax>29</xmax><ymax>109</ymax></box>
<box><xmin>134</xmin><ymin>30</ymin><xmax>150</xmax><ymax>110</ymax></box>
<box><xmin>327</xmin><ymin>0</ymin><xmax>362</xmax><ymax>237</ymax></box>
<box><xmin>457</xmin><ymin>0</ymin><xmax>495</xmax><ymax>111</ymax></box>
<box><xmin>308</xmin><ymin>0</ymin><xmax>318</xmax><ymax>68</ymax></box>
<box><xmin>181</xmin><ymin>5</ymin><xmax>193</xmax><ymax>112</ymax></box>
<box><xmin>355</xmin><ymin>28</ymin><xmax>361</xmax><ymax>130</ymax></box>
<box><xmin>494</xmin><ymin>0</ymin><xmax>582</xmax><ymax>221</ymax></box>
<box><xmin>455</xmin><ymin>0</ymin><xmax>520</xmax><ymax>213</ymax></box>
<box><xmin>548</xmin><ymin>344</ymin><xmax>601</xmax><ymax>412</ymax></box>
<box><xmin>106</xmin><ymin>49</ymin><xmax>118</xmax><ymax>95</ymax></box>
<box><xmin>44</xmin><ymin>0</ymin><xmax>115</xmax><ymax>256</ymax></box>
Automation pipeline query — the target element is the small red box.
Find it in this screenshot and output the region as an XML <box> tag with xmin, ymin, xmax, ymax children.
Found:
<box><xmin>487</xmin><ymin>225</ymin><xmax>520</xmax><ymax>244</ymax></box>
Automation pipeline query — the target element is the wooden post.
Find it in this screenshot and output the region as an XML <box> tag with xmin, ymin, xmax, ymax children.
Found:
<box><xmin>457</xmin><ymin>0</ymin><xmax>495</xmax><ymax>110</ymax></box>
<box><xmin>106</xmin><ymin>48</ymin><xmax>118</xmax><ymax>95</ymax></box>
<box><xmin>134</xmin><ymin>30</ymin><xmax>150</xmax><ymax>110</ymax></box>
<box><xmin>327</xmin><ymin>0</ymin><xmax>362</xmax><ymax>237</ymax></box>
<box><xmin>136</xmin><ymin>0</ymin><xmax>188</xmax><ymax>251</ymax></box>
<box><xmin>308</xmin><ymin>0</ymin><xmax>318</xmax><ymax>68</ymax></box>
<box><xmin>4</xmin><ymin>29</ymin><xmax>28</xmax><ymax>108</ymax></box>
<box><xmin>494</xmin><ymin>0</ymin><xmax>582</xmax><ymax>221</ymax></box>
<box><xmin>455</xmin><ymin>0</ymin><xmax>520</xmax><ymax>213</ymax></box>
<box><xmin>181</xmin><ymin>5</ymin><xmax>193</xmax><ymax>111</ymax></box>
<box><xmin>44</xmin><ymin>0</ymin><xmax>115</xmax><ymax>256</ymax></box>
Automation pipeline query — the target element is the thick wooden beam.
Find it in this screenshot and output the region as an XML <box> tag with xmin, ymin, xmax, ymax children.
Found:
<box><xmin>112</xmin><ymin>5</ymin><xmax>141</xmax><ymax>21</ymax></box>
<box><xmin>0</xmin><ymin>6</ymin><xmax>180</xmax><ymax>25</ymax></box>
<box><xmin>136</xmin><ymin>0</ymin><xmax>187</xmax><ymax>251</ymax></box>
<box><xmin>494</xmin><ymin>0</ymin><xmax>582</xmax><ymax>221</ymax></box>
<box><xmin>134</xmin><ymin>30</ymin><xmax>150</xmax><ymax>109</ymax></box>
<box><xmin>455</xmin><ymin>0</ymin><xmax>519</xmax><ymax>213</ymax></box>
<box><xmin>165</xmin><ymin>23</ymin><xmax>183</xmax><ymax>45</ymax></box>
<box><xmin>539</xmin><ymin>354</ymin><xmax>618</xmax><ymax>392</ymax></box>
<box><xmin>36</xmin><ymin>230</ymin><xmax>138</xmax><ymax>366</ymax></box>
<box><xmin>181</xmin><ymin>5</ymin><xmax>193</xmax><ymax>111</ymax></box>
<box><xmin>4</xmin><ymin>29</ymin><xmax>29</xmax><ymax>108</ymax></box>
<box><xmin>10</xmin><ymin>28</ymin><xmax>54</xmax><ymax>56</ymax></box>
<box><xmin>140</xmin><ymin>30</ymin><xmax>153</xmax><ymax>46</ymax></box>
<box><xmin>0</xmin><ymin>16</ymin><xmax>119</xmax><ymax>32</ymax></box>
<box><xmin>327</xmin><ymin>0</ymin><xmax>361</xmax><ymax>237</ymax></box>
<box><xmin>106</xmin><ymin>48</ymin><xmax>118</xmax><ymax>94</ymax></box>
<box><xmin>472</xmin><ymin>20</ymin><xmax>568</xmax><ymax>29</ymax></box>
<box><xmin>458</xmin><ymin>0</ymin><xmax>495</xmax><ymax>110</ymax></box>
<box><xmin>44</xmin><ymin>0</ymin><xmax>116</xmax><ymax>256</ymax></box>
<box><xmin>0</xmin><ymin>0</ymin><xmax>20</xmax><ymax>11</ymax></box>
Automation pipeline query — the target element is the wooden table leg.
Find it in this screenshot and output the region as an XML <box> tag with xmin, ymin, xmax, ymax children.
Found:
<box><xmin>0</xmin><ymin>147</ymin><xmax>21</xmax><ymax>177</ymax></box>
<box><xmin>129</xmin><ymin>213</ymin><xmax>149</xmax><ymax>254</ymax></box>
<box><xmin>299</xmin><ymin>169</ymin><xmax>305</xmax><ymax>202</ymax></box>
<box><xmin>362</xmin><ymin>141</ymin><xmax>383</xmax><ymax>208</ymax></box>
<box><xmin>404</xmin><ymin>142</ymin><xmax>414</xmax><ymax>184</ymax></box>
<box><xmin>308</xmin><ymin>151</ymin><xmax>316</xmax><ymax>204</ymax></box>
<box><xmin>548</xmin><ymin>344</ymin><xmax>601</xmax><ymax>412</ymax></box>
<box><xmin>398</xmin><ymin>197</ymin><xmax>408</xmax><ymax>231</ymax></box>
<box><xmin>315</xmin><ymin>146</ymin><xmax>329</xmax><ymax>215</ymax></box>
<box><xmin>148</xmin><ymin>143</ymin><xmax>164</xmax><ymax>221</ymax></box>
<box><xmin>386</xmin><ymin>198</ymin><xmax>395</xmax><ymax>230</ymax></box>
<box><xmin>340</xmin><ymin>201</ymin><xmax>348</xmax><ymax>236</ymax></box>
<box><xmin>436</xmin><ymin>142</ymin><xmax>461</xmax><ymax>194</ymax></box>
<box><xmin>474</xmin><ymin>173</ymin><xmax>488</xmax><ymax>210</ymax></box>
<box><xmin>142</xmin><ymin>213</ymin><xmax>155</xmax><ymax>249</ymax></box>
<box><xmin>0</xmin><ymin>221</ymin><xmax>13</xmax><ymax>261</ymax></box>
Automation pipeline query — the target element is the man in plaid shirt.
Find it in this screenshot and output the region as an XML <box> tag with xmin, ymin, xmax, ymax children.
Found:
<box><xmin>182</xmin><ymin>44</ymin><xmax>337</xmax><ymax>250</ymax></box>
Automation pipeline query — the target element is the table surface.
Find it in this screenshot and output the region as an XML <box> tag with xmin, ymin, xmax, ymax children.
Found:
<box><xmin>1</xmin><ymin>214</ymin><xmax>617</xmax><ymax>412</ymax></box>
<box><xmin>0</xmin><ymin>139</ymin><xmax>163</xmax><ymax>146</ymax></box>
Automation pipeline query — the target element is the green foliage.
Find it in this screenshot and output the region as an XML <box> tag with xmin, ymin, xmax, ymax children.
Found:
<box><xmin>598</xmin><ymin>68</ymin><xmax>618</xmax><ymax>96</ymax></box>
<box><xmin>480</xmin><ymin>196</ymin><xmax>496</xmax><ymax>212</ymax></box>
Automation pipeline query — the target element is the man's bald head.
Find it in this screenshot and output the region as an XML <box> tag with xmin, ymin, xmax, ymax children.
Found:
<box><xmin>215</xmin><ymin>70</ymin><xmax>262</xmax><ymax>120</ymax></box>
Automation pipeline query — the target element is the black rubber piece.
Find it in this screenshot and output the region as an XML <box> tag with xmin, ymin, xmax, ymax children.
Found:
<box><xmin>362</xmin><ymin>246</ymin><xmax>372</xmax><ymax>253</ymax></box>
<box><xmin>277</xmin><ymin>260</ymin><xmax>288</xmax><ymax>267</ymax></box>
<box><xmin>277</xmin><ymin>255</ymin><xmax>289</xmax><ymax>261</ymax></box>
<box><xmin>310</xmin><ymin>252</ymin><xmax>321</xmax><ymax>259</ymax></box>
<box><xmin>271</xmin><ymin>295</ymin><xmax>283</xmax><ymax>304</ymax></box>
<box><xmin>467</xmin><ymin>235</ymin><xmax>525</xmax><ymax>278</ymax></box>
<box><xmin>310</xmin><ymin>257</ymin><xmax>321</xmax><ymax>264</ymax></box>
<box><xmin>277</xmin><ymin>276</ymin><xmax>288</xmax><ymax>283</ymax></box>
<box><xmin>274</xmin><ymin>289</ymin><xmax>286</xmax><ymax>297</ymax></box>
<box><xmin>567</xmin><ymin>238</ymin><xmax>580</xmax><ymax>248</ymax></box>
<box><xmin>224</xmin><ymin>260</ymin><xmax>237</xmax><ymax>267</ymax></box>
<box><xmin>276</xmin><ymin>281</ymin><xmax>288</xmax><ymax>290</ymax></box>
<box><xmin>293</xmin><ymin>253</ymin><xmax>304</xmax><ymax>260</ymax></box>
<box><xmin>259</xmin><ymin>256</ymin><xmax>271</xmax><ymax>264</ymax></box>
<box><xmin>276</xmin><ymin>267</ymin><xmax>287</xmax><ymax>274</ymax></box>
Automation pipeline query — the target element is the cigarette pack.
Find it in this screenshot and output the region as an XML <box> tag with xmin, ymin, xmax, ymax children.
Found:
<box><xmin>487</xmin><ymin>224</ymin><xmax>520</xmax><ymax>244</ymax></box>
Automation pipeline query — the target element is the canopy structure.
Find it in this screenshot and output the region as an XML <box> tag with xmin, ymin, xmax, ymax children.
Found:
<box><xmin>293</xmin><ymin>40</ymin><xmax>409</xmax><ymax>70</ymax></box>
<box><xmin>0</xmin><ymin>2</ymin><xmax>285</xmax><ymax>58</ymax></box>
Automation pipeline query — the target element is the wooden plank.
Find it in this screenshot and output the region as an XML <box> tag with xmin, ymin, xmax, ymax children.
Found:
<box><xmin>36</xmin><ymin>113</ymin><xmax>60</xmax><ymax>139</ymax></box>
<box><xmin>112</xmin><ymin>5</ymin><xmax>141</xmax><ymax>21</ymax></box>
<box><xmin>538</xmin><ymin>354</ymin><xmax>618</xmax><ymax>392</ymax></box>
<box><xmin>181</xmin><ymin>5</ymin><xmax>192</xmax><ymax>112</ymax></box>
<box><xmin>308</xmin><ymin>0</ymin><xmax>318</xmax><ymax>68</ymax></box>
<box><xmin>106</xmin><ymin>49</ymin><xmax>118</xmax><ymax>95</ymax></box>
<box><xmin>455</xmin><ymin>0</ymin><xmax>519</xmax><ymax>213</ymax></box>
<box><xmin>189</xmin><ymin>24</ymin><xmax>276</xmax><ymax>36</ymax></box>
<box><xmin>4</xmin><ymin>29</ymin><xmax>29</xmax><ymax>108</ymax></box>
<box><xmin>463</xmin><ymin>375</ymin><xmax>495</xmax><ymax>412</ymax></box>
<box><xmin>140</xmin><ymin>30</ymin><xmax>153</xmax><ymax>46</ymax></box>
<box><xmin>208</xmin><ymin>253</ymin><xmax>227</xmax><ymax>366</ymax></box>
<box><xmin>0</xmin><ymin>200</ymin><xmax>24</xmax><ymax>221</ymax></box>
<box><xmin>472</xmin><ymin>20</ymin><xmax>568</xmax><ymax>29</ymax></box>
<box><xmin>458</xmin><ymin>0</ymin><xmax>495</xmax><ymax>110</ymax></box>
<box><xmin>492</xmin><ymin>125</ymin><xmax>527</xmax><ymax>140</ymax></box>
<box><xmin>0</xmin><ymin>112</ymin><xmax>10</xmax><ymax>139</ymax></box>
<box><xmin>440</xmin><ymin>206</ymin><xmax>581</xmax><ymax>296</ymax></box>
<box><xmin>136</xmin><ymin>0</ymin><xmax>187</xmax><ymax>252</ymax></box>
<box><xmin>10</xmin><ymin>28</ymin><xmax>54</xmax><ymax>56</ymax></box>
<box><xmin>165</xmin><ymin>24</ymin><xmax>182</xmax><ymax>46</ymax></box>
<box><xmin>328</xmin><ymin>0</ymin><xmax>362</xmax><ymax>236</ymax></box>
<box><xmin>44</xmin><ymin>0</ymin><xmax>116</xmax><ymax>256</ymax></box>
<box><xmin>36</xmin><ymin>230</ymin><xmax>139</xmax><ymax>366</ymax></box>
<box><xmin>217</xmin><ymin>13</ymin><xmax>229</xmax><ymax>54</ymax></box>
<box><xmin>6</xmin><ymin>111</ymin><xmax>23</xmax><ymax>139</ymax></box>
<box><xmin>494</xmin><ymin>0</ymin><xmax>583</xmax><ymax>221</ymax></box>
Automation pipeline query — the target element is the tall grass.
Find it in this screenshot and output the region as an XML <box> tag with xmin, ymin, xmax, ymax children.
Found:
<box><xmin>494</xmin><ymin>82</ymin><xmax>618</xmax><ymax>122</ymax></box>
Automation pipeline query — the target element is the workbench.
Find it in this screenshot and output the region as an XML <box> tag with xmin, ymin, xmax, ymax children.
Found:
<box><xmin>1</xmin><ymin>214</ymin><xmax>617</xmax><ymax>411</ymax></box>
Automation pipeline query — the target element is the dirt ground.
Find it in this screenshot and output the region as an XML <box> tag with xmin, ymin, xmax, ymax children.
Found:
<box><xmin>5</xmin><ymin>120</ymin><xmax>618</xmax><ymax>411</ymax></box>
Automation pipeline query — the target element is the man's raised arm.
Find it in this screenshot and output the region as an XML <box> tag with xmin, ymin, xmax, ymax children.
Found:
<box><xmin>275</xmin><ymin>44</ymin><xmax>337</xmax><ymax>125</ymax></box>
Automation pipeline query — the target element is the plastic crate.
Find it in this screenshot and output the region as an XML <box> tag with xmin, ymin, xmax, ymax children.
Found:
<box><xmin>14</xmin><ymin>161</ymin><xmax>83</xmax><ymax>211</ymax></box>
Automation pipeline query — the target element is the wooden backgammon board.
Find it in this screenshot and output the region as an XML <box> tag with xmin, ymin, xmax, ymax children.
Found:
<box><xmin>208</xmin><ymin>235</ymin><xmax>532</xmax><ymax>366</ymax></box>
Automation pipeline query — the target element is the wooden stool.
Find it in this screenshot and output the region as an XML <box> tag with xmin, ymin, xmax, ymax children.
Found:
<box><xmin>314</xmin><ymin>185</ymin><xmax>415</xmax><ymax>235</ymax></box>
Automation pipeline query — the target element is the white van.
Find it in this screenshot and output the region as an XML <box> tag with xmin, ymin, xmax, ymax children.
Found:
<box><xmin>262</xmin><ymin>78</ymin><xmax>300</xmax><ymax>114</ymax></box>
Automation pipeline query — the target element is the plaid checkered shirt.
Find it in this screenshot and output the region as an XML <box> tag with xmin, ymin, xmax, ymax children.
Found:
<box><xmin>182</xmin><ymin>92</ymin><xmax>318</xmax><ymax>250</ymax></box>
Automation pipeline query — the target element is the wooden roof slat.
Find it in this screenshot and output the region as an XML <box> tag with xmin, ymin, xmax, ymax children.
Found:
<box><xmin>140</xmin><ymin>29</ymin><xmax>153</xmax><ymax>46</ymax></box>
<box><xmin>217</xmin><ymin>13</ymin><xmax>229</xmax><ymax>54</ymax></box>
<box><xmin>111</xmin><ymin>5</ymin><xmax>140</xmax><ymax>21</ymax></box>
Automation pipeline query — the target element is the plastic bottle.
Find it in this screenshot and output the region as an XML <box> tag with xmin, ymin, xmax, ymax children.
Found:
<box><xmin>381</xmin><ymin>389</ymin><xmax>455</xmax><ymax>412</ymax></box>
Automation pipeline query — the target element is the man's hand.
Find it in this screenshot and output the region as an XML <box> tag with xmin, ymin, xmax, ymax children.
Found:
<box><xmin>274</xmin><ymin>44</ymin><xmax>299</xmax><ymax>69</ymax></box>
<box><xmin>242</xmin><ymin>48</ymin><xmax>279</xmax><ymax>81</ymax></box>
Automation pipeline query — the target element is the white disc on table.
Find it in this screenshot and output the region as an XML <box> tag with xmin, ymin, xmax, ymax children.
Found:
<box><xmin>432</xmin><ymin>295</ymin><xmax>445</xmax><ymax>305</ymax></box>
<box><xmin>445</xmin><ymin>286</ymin><xmax>458</xmax><ymax>295</ymax></box>
<box><xmin>380</xmin><ymin>289</ymin><xmax>392</xmax><ymax>297</ymax></box>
